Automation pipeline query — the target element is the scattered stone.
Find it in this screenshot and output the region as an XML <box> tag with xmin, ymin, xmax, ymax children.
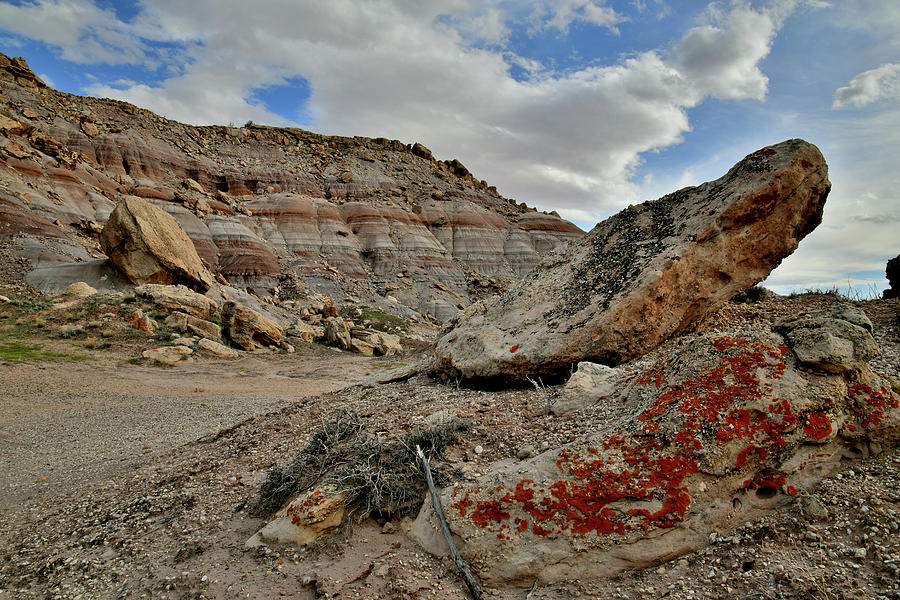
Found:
<box><xmin>884</xmin><ymin>255</ymin><xmax>899</xmax><ymax>299</ymax></box>
<box><xmin>142</xmin><ymin>346</ymin><xmax>193</xmax><ymax>365</ymax></box>
<box><xmin>381</xmin><ymin>521</ymin><xmax>396</xmax><ymax>534</ymax></box>
<box><xmin>127</xmin><ymin>309</ymin><xmax>158</xmax><ymax>333</ymax></box>
<box><xmin>100</xmin><ymin>196</ymin><xmax>214</xmax><ymax>292</ymax></box>
<box><xmin>324</xmin><ymin>317</ymin><xmax>351</xmax><ymax>351</ymax></box>
<box><xmin>434</xmin><ymin>139</ymin><xmax>831</xmax><ymax>382</ymax></box>
<box><xmin>164</xmin><ymin>311</ymin><xmax>221</xmax><ymax>340</ymax></box>
<box><xmin>552</xmin><ymin>362</ymin><xmax>620</xmax><ymax>415</ymax></box>
<box><xmin>776</xmin><ymin>304</ymin><xmax>878</xmax><ymax>373</ymax></box>
<box><xmin>65</xmin><ymin>281</ymin><xmax>97</xmax><ymax>297</ymax></box>
<box><xmin>247</xmin><ymin>487</ymin><xmax>348</xmax><ymax>547</ymax></box>
<box><xmin>135</xmin><ymin>283</ymin><xmax>218</xmax><ymax>318</ymax></box>
<box><xmin>221</xmin><ymin>302</ymin><xmax>286</xmax><ymax>351</ymax></box>
<box><xmin>197</xmin><ymin>338</ymin><xmax>240</xmax><ymax>358</ymax></box>
<box><xmin>80</xmin><ymin>121</ymin><xmax>99</xmax><ymax>137</ymax></box>
<box><xmin>516</xmin><ymin>445</ymin><xmax>535</xmax><ymax>460</ymax></box>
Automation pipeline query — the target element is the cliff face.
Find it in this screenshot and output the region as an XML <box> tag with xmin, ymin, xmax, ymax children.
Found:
<box><xmin>0</xmin><ymin>54</ymin><xmax>583</xmax><ymax>319</ymax></box>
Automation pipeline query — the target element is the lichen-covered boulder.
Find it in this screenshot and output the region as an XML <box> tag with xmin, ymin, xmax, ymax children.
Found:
<box><xmin>246</xmin><ymin>486</ymin><xmax>348</xmax><ymax>547</ymax></box>
<box><xmin>412</xmin><ymin>312</ymin><xmax>898</xmax><ymax>585</ymax></box>
<box><xmin>434</xmin><ymin>139</ymin><xmax>830</xmax><ymax>382</ymax></box>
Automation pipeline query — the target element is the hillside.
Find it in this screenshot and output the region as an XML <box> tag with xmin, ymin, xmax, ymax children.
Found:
<box><xmin>0</xmin><ymin>53</ymin><xmax>583</xmax><ymax>321</ymax></box>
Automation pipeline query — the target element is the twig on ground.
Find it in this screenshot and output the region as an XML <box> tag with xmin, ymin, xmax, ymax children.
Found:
<box><xmin>525</xmin><ymin>580</ymin><xmax>538</xmax><ymax>599</ymax></box>
<box><xmin>416</xmin><ymin>445</ymin><xmax>483</xmax><ymax>600</ymax></box>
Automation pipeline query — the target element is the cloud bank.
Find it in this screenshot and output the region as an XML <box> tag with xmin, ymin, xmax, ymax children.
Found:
<box><xmin>0</xmin><ymin>0</ymin><xmax>792</xmax><ymax>223</ymax></box>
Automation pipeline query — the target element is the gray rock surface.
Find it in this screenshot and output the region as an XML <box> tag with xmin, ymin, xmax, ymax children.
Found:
<box><xmin>777</xmin><ymin>305</ymin><xmax>879</xmax><ymax>373</ymax></box>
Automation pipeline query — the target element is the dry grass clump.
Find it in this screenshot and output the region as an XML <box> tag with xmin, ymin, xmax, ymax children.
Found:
<box><xmin>254</xmin><ymin>409</ymin><xmax>467</xmax><ymax>520</ymax></box>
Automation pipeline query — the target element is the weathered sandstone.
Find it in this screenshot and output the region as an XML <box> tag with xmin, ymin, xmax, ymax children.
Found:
<box><xmin>434</xmin><ymin>139</ymin><xmax>831</xmax><ymax>381</ymax></box>
<box><xmin>100</xmin><ymin>196</ymin><xmax>214</xmax><ymax>292</ymax></box>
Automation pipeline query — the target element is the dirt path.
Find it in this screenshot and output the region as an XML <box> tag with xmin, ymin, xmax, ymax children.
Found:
<box><xmin>0</xmin><ymin>348</ymin><xmax>382</xmax><ymax>511</ymax></box>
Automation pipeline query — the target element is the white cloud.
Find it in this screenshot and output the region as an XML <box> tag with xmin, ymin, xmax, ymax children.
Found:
<box><xmin>528</xmin><ymin>0</ymin><xmax>627</xmax><ymax>35</ymax></box>
<box><xmin>832</xmin><ymin>63</ymin><xmax>900</xmax><ymax>109</ymax></box>
<box><xmin>674</xmin><ymin>6</ymin><xmax>776</xmax><ymax>101</ymax></box>
<box><xmin>0</xmin><ymin>0</ymin><xmax>151</xmax><ymax>65</ymax></box>
<box><xmin>1</xmin><ymin>0</ymin><xmax>795</xmax><ymax>223</ymax></box>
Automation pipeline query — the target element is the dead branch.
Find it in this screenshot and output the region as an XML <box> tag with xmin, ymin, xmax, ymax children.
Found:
<box><xmin>416</xmin><ymin>445</ymin><xmax>483</xmax><ymax>600</ymax></box>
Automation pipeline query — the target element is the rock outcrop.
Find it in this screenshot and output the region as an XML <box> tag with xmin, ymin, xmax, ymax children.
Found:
<box><xmin>412</xmin><ymin>307</ymin><xmax>899</xmax><ymax>584</ymax></box>
<box><xmin>135</xmin><ymin>283</ymin><xmax>217</xmax><ymax>318</ymax></box>
<box><xmin>100</xmin><ymin>197</ymin><xmax>214</xmax><ymax>292</ymax></box>
<box><xmin>884</xmin><ymin>255</ymin><xmax>899</xmax><ymax>299</ymax></box>
<box><xmin>434</xmin><ymin>140</ymin><xmax>831</xmax><ymax>382</ymax></box>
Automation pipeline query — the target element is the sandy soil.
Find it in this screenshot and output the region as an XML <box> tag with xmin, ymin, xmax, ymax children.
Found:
<box><xmin>0</xmin><ymin>347</ymin><xmax>380</xmax><ymax>511</ymax></box>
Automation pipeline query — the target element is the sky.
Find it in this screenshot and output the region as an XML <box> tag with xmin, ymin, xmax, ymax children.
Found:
<box><xmin>0</xmin><ymin>0</ymin><xmax>898</xmax><ymax>297</ymax></box>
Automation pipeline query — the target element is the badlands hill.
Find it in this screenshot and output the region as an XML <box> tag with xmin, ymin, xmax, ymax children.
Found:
<box><xmin>1</xmin><ymin>53</ymin><xmax>899</xmax><ymax>600</ymax></box>
<box><xmin>0</xmin><ymin>53</ymin><xmax>582</xmax><ymax>321</ymax></box>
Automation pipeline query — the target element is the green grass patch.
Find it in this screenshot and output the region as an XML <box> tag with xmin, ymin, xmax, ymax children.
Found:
<box><xmin>0</xmin><ymin>341</ymin><xmax>90</xmax><ymax>363</ymax></box>
<box><xmin>358</xmin><ymin>307</ymin><xmax>406</xmax><ymax>332</ymax></box>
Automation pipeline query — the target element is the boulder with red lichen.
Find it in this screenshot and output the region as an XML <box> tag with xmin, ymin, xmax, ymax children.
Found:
<box><xmin>433</xmin><ymin>139</ymin><xmax>831</xmax><ymax>383</ymax></box>
<box><xmin>411</xmin><ymin>309</ymin><xmax>899</xmax><ymax>585</ymax></box>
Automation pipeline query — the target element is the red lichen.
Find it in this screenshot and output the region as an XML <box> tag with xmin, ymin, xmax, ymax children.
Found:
<box><xmin>803</xmin><ymin>411</ymin><xmax>832</xmax><ymax>440</ymax></box>
<box><xmin>510</xmin><ymin>345</ymin><xmax>519</xmax><ymax>353</ymax></box>
<box><xmin>801</xmin><ymin>159</ymin><xmax>813</xmax><ymax>168</ymax></box>
<box><xmin>849</xmin><ymin>383</ymin><xmax>899</xmax><ymax>428</ymax></box>
<box><xmin>450</xmin><ymin>336</ymin><xmax>802</xmax><ymax>540</ymax></box>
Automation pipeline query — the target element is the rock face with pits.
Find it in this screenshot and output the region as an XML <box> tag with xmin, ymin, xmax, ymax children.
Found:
<box><xmin>433</xmin><ymin>139</ymin><xmax>831</xmax><ymax>382</ymax></box>
<box><xmin>99</xmin><ymin>196</ymin><xmax>213</xmax><ymax>292</ymax></box>
<box><xmin>412</xmin><ymin>307</ymin><xmax>899</xmax><ymax>584</ymax></box>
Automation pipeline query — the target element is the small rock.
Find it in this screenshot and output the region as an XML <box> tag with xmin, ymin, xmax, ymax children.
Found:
<box><xmin>382</xmin><ymin>522</ymin><xmax>396</xmax><ymax>534</ymax></box>
<box><xmin>516</xmin><ymin>445</ymin><xmax>535</xmax><ymax>460</ymax></box>
<box><xmin>81</xmin><ymin>121</ymin><xmax>99</xmax><ymax>137</ymax></box>
<box><xmin>65</xmin><ymin>282</ymin><xmax>97</xmax><ymax>297</ymax></box>
<box><xmin>474</xmin><ymin>445</ymin><xmax>484</xmax><ymax>455</ymax></box>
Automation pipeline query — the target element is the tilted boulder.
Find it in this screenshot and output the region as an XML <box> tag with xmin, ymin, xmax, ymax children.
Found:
<box><xmin>100</xmin><ymin>196</ymin><xmax>213</xmax><ymax>292</ymax></box>
<box><xmin>433</xmin><ymin>139</ymin><xmax>830</xmax><ymax>382</ymax></box>
<box><xmin>412</xmin><ymin>310</ymin><xmax>899</xmax><ymax>584</ymax></box>
<box><xmin>135</xmin><ymin>283</ymin><xmax>218</xmax><ymax>318</ymax></box>
<box><xmin>221</xmin><ymin>301</ymin><xmax>285</xmax><ymax>351</ymax></box>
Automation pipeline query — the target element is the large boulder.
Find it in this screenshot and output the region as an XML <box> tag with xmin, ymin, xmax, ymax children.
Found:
<box><xmin>221</xmin><ymin>301</ymin><xmax>286</xmax><ymax>351</ymax></box>
<box><xmin>100</xmin><ymin>196</ymin><xmax>213</xmax><ymax>292</ymax></box>
<box><xmin>434</xmin><ymin>140</ymin><xmax>830</xmax><ymax>382</ymax></box>
<box><xmin>412</xmin><ymin>311</ymin><xmax>899</xmax><ymax>584</ymax></box>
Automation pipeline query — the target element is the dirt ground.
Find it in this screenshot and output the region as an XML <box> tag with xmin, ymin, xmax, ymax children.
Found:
<box><xmin>1</xmin><ymin>293</ymin><xmax>899</xmax><ymax>600</ymax></box>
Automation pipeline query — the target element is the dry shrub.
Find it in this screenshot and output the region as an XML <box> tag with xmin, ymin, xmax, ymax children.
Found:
<box><xmin>254</xmin><ymin>409</ymin><xmax>467</xmax><ymax>520</ymax></box>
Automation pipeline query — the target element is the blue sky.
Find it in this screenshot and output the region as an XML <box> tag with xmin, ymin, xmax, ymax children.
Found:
<box><xmin>1</xmin><ymin>0</ymin><xmax>898</xmax><ymax>296</ymax></box>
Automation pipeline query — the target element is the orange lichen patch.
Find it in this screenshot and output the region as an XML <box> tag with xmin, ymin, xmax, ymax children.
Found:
<box><xmin>449</xmin><ymin>337</ymin><xmax>808</xmax><ymax>541</ymax></box>
<box><xmin>849</xmin><ymin>383</ymin><xmax>899</xmax><ymax>428</ymax></box>
<box><xmin>803</xmin><ymin>411</ymin><xmax>832</xmax><ymax>440</ymax></box>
